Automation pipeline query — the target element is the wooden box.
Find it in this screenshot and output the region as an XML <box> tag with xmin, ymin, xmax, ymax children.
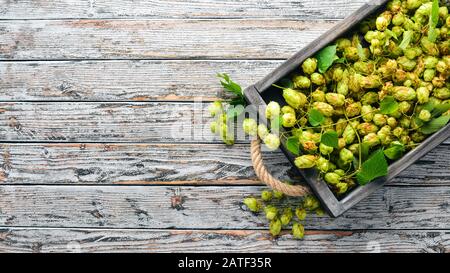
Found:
<box><xmin>243</xmin><ymin>0</ymin><xmax>450</xmax><ymax>217</ymax></box>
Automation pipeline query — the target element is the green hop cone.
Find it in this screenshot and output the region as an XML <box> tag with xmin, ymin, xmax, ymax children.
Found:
<box><xmin>273</xmin><ymin>190</ymin><xmax>284</xmax><ymax>200</ymax></box>
<box><xmin>343</xmin><ymin>123</ymin><xmax>357</xmax><ymax>144</ymax></box>
<box><xmin>339</xmin><ymin>148</ymin><xmax>354</xmax><ymax>163</ymax></box>
<box><xmin>345</xmin><ymin>102</ymin><xmax>362</xmax><ymax>117</ymax></box>
<box><xmin>423</xmin><ymin>69</ymin><xmax>436</xmax><ymax>82</ymax></box>
<box><xmin>303</xmin><ymin>196</ymin><xmax>320</xmax><ymax>211</ymax></box>
<box><xmin>243</xmin><ymin>197</ymin><xmax>261</xmax><ymax>213</ymax></box>
<box><xmin>361</xmin><ymin>105</ymin><xmax>374</xmax><ymax>122</ymax></box>
<box><xmin>393</xmin><ymin>127</ymin><xmax>405</xmax><ymax>138</ymax></box>
<box><xmin>312</xmin><ymin>89</ymin><xmax>326</xmax><ymax>102</ymax></box>
<box><xmin>257</xmin><ymin>124</ymin><xmax>269</xmax><ymax>140</ymax></box>
<box><xmin>319</xmin><ymin>143</ymin><xmax>334</xmax><ymax>156</ymax></box>
<box><xmin>393</xmin><ymin>86</ymin><xmax>416</xmax><ymax>101</ymax></box>
<box><xmin>210</xmin><ymin>121</ymin><xmax>218</xmax><ymax>134</ymax></box>
<box><xmin>294</xmin><ymin>155</ymin><xmax>318</xmax><ymax>169</ymax></box>
<box><xmin>282</xmin><ymin>113</ymin><xmax>297</xmax><ymax>128</ymax></box>
<box><xmin>418</xmin><ymin>109</ymin><xmax>431</xmax><ymax>122</ymax></box>
<box><xmin>283</xmin><ymin>88</ymin><xmax>308</xmax><ymax>109</ymax></box>
<box><xmin>334</xmin><ymin>169</ymin><xmax>346</xmax><ymax>177</ymax></box>
<box><xmin>270</xmin><ymin>219</ymin><xmax>282</xmax><ymax>237</ymax></box>
<box><xmin>261</xmin><ymin>190</ymin><xmax>273</xmax><ymax>202</ymax></box>
<box><xmin>263</xmin><ymin>134</ymin><xmax>281</xmax><ymax>151</ymax></box>
<box><xmin>316</xmin><ymin>157</ymin><xmax>334</xmax><ymax>173</ymax></box>
<box><xmin>293</xmin><ymin>75</ymin><xmax>311</xmax><ymax>89</ymax></box>
<box><xmin>295</xmin><ymin>208</ymin><xmax>307</xmax><ymax>221</ymax></box>
<box><xmin>373</xmin><ymin>114</ymin><xmax>387</xmax><ymax>127</ymax></box>
<box><xmin>208</xmin><ymin>101</ymin><xmax>223</xmax><ymax>117</ymax></box>
<box><xmin>376</xmin><ymin>12</ymin><xmax>391</xmax><ymax>31</ymax></box>
<box><xmin>361</xmin><ymin>75</ymin><xmax>382</xmax><ymax>89</ymax></box>
<box><xmin>324</xmin><ymin>172</ymin><xmax>341</xmax><ymax>185</ymax></box>
<box><xmin>387</xmin><ymin>117</ymin><xmax>398</xmax><ymax>129</ymax></box>
<box><xmin>312</xmin><ymin>102</ymin><xmax>334</xmax><ymax>117</ymax></box>
<box><xmin>311</xmin><ymin>73</ymin><xmax>326</xmax><ymax>86</ymax></box>
<box><xmin>335</xmin><ymin>118</ymin><xmax>348</xmax><ymax>136</ymax></box>
<box><xmin>325</xmin><ymin>93</ymin><xmax>346</xmax><ymax>107</ymax></box>
<box><xmin>264</xmin><ymin>205</ymin><xmax>278</xmax><ymax>221</ymax></box>
<box><xmin>398</xmin><ymin>101</ymin><xmax>412</xmax><ymax>114</ymax></box>
<box><xmin>281</xmin><ymin>105</ymin><xmax>296</xmax><ymax>116</ymax></box>
<box><xmin>242</xmin><ymin>118</ymin><xmax>257</xmax><ymax>136</ymax></box>
<box><xmin>361</xmin><ymin>92</ymin><xmax>379</xmax><ymax>105</ymax></box>
<box><xmin>280</xmin><ymin>208</ymin><xmax>293</xmax><ymax>226</ymax></box>
<box><xmin>424</xmin><ymin>56</ymin><xmax>439</xmax><ymax>69</ymax></box>
<box><xmin>302</xmin><ymin>58</ymin><xmax>318</xmax><ymax>74</ymax></box>
<box><xmin>292</xmin><ymin>222</ymin><xmax>305</xmax><ymax>240</ymax></box>
<box><xmin>265</xmin><ymin>101</ymin><xmax>281</xmax><ymax>120</ymax></box>
<box><xmin>417</xmin><ymin>87</ymin><xmax>430</xmax><ymax>103</ymax></box>
<box><xmin>357</xmin><ymin>122</ymin><xmax>379</xmax><ymax>135</ymax></box>
<box><xmin>363</xmin><ymin>133</ymin><xmax>381</xmax><ymax>148</ymax></box>
<box><xmin>336</xmin><ymin>182</ymin><xmax>349</xmax><ymax>195</ymax></box>
<box><xmin>337</xmin><ymin>81</ymin><xmax>349</xmax><ymax>96</ymax></box>
<box><xmin>433</xmin><ymin>88</ymin><xmax>450</xmax><ymax>100</ymax></box>
<box><xmin>219</xmin><ymin>123</ymin><xmax>235</xmax><ymax>146</ymax></box>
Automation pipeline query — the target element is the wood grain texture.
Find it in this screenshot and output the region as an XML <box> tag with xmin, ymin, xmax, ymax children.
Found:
<box><xmin>0</xmin><ymin>60</ymin><xmax>280</xmax><ymax>101</ymax></box>
<box><xmin>0</xmin><ymin>228</ymin><xmax>448</xmax><ymax>253</ymax></box>
<box><xmin>2</xmin><ymin>102</ymin><xmax>449</xmax><ymax>144</ymax></box>
<box><xmin>1</xmin><ymin>185</ymin><xmax>450</xmax><ymax>230</ymax></box>
<box><xmin>0</xmin><ymin>102</ymin><xmax>216</xmax><ymax>142</ymax></box>
<box><xmin>0</xmin><ymin>143</ymin><xmax>449</xmax><ymax>186</ymax></box>
<box><xmin>0</xmin><ymin>0</ymin><xmax>369</xmax><ymax>20</ymax></box>
<box><xmin>0</xmin><ymin>19</ymin><xmax>335</xmax><ymax>60</ymax></box>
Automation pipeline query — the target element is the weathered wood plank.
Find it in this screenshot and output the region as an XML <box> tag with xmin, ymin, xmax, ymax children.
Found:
<box><xmin>0</xmin><ymin>228</ymin><xmax>448</xmax><ymax>253</ymax></box>
<box><xmin>0</xmin><ymin>0</ymin><xmax>369</xmax><ymax>20</ymax></box>
<box><xmin>0</xmin><ymin>143</ymin><xmax>449</xmax><ymax>186</ymax></box>
<box><xmin>0</xmin><ymin>185</ymin><xmax>449</xmax><ymax>229</ymax></box>
<box><xmin>1</xmin><ymin>102</ymin><xmax>449</xmax><ymax>144</ymax></box>
<box><xmin>0</xmin><ymin>102</ymin><xmax>216</xmax><ymax>142</ymax></box>
<box><xmin>0</xmin><ymin>19</ymin><xmax>334</xmax><ymax>60</ymax></box>
<box><xmin>0</xmin><ymin>60</ymin><xmax>280</xmax><ymax>101</ymax></box>
<box><xmin>0</xmin><ymin>143</ymin><xmax>289</xmax><ymax>185</ymax></box>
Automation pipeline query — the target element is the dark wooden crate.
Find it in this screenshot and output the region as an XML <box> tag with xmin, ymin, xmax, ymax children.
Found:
<box><xmin>244</xmin><ymin>0</ymin><xmax>450</xmax><ymax>217</ymax></box>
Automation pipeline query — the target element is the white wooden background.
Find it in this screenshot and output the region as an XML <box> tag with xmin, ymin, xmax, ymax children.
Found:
<box><xmin>0</xmin><ymin>0</ymin><xmax>450</xmax><ymax>253</ymax></box>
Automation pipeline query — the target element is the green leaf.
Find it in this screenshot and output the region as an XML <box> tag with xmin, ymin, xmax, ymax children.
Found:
<box><xmin>316</xmin><ymin>45</ymin><xmax>338</xmax><ymax>73</ymax></box>
<box><xmin>217</xmin><ymin>73</ymin><xmax>243</xmax><ymax>97</ymax></box>
<box><xmin>286</xmin><ymin>136</ymin><xmax>300</xmax><ymax>156</ymax></box>
<box><xmin>356</xmin><ymin>149</ymin><xmax>388</xmax><ymax>185</ymax></box>
<box><xmin>334</xmin><ymin>57</ymin><xmax>347</xmax><ymax>64</ymax></box>
<box><xmin>420</xmin><ymin>115</ymin><xmax>450</xmax><ymax>134</ymax></box>
<box><xmin>308</xmin><ymin>109</ymin><xmax>325</xmax><ymax>127</ymax></box>
<box><xmin>431</xmin><ymin>103</ymin><xmax>450</xmax><ymax>118</ymax></box>
<box><xmin>385</xmin><ymin>29</ymin><xmax>398</xmax><ymax>41</ymax></box>
<box><xmin>384</xmin><ymin>143</ymin><xmax>405</xmax><ymax>160</ymax></box>
<box><xmin>379</xmin><ymin>96</ymin><xmax>399</xmax><ymax>115</ymax></box>
<box><xmin>279</xmin><ymin>78</ymin><xmax>294</xmax><ymax>89</ymax></box>
<box><xmin>321</xmin><ymin>131</ymin><xmax>339</xmax><ymax>149</ymax></box>
<box><xmin>428</xmin><ymin>0</ymin><xmax>439</xmax><ymax>42</ymax></box>
<box><xmin>399</xmin><ymin>31</ymin><xmax>413</xmax><ymax>50</ymax></box>
<box><xmin>360</xmin><ymin>142</ymin><xmax>371</xmax><ymax>162</ymax></box>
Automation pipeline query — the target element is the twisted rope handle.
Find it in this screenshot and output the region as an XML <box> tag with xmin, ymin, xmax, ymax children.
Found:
<box><xmin>251</xmin><ymin>138</ymin><xmax>311</xmax><ymax>197</ymax></box>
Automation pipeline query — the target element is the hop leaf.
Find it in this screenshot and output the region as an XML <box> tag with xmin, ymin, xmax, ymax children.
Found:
<box><xmin>286</xmin><ymin>136</ymin><xmax>300</xmax><ymax>156</ymax></box>
<box><xmin>316</xmin><ymin>45</ymin><xmax>339</xmax><ymax>73</ymax></box>
<box><xmin>321</xmin><ymin>131</ymin><xmax>339</xmax><ymax>149</ymax></box>
<box><xmin>356</xmin><ymin>149</ymin><xmax>388</xmax><ymax>185</ymax></box>
<box><xmin>308</xmin><ymin>109</ymin><xmax>325</xmax><ymax>127</ymax></box>
<box><xmin>379</xmin><ymin>96</ymin><xmax>399</xmax><ymax>115</ymax></box>
<box><xmin>428</xmin><ymin>0</ymin><xmax>439</xmax><ymax>43</ymax></box>
<box><xmin>420</xmin><ymin>116</ymin><xmax>450</xmax><ymax>135</ymax></box>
